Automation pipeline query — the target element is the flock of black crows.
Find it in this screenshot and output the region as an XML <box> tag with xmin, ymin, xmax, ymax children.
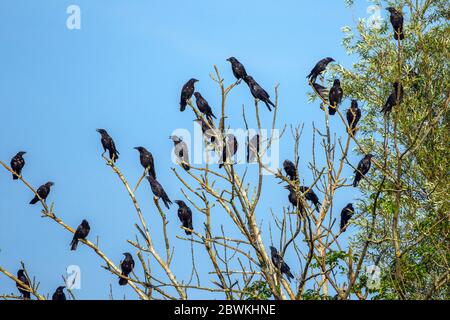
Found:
<box><xmin>8</xmin><ymin>8</ymin><xmax>405</xmax><ymax>295</ymax></box>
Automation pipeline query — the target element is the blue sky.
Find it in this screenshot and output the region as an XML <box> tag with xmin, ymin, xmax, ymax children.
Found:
<box><xmin>0</xmin><ymin>0</ymin><xmax>374</xmax><ymax>299</ymax></box>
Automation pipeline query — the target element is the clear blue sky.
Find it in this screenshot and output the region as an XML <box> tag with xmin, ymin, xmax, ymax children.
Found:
<box><xmin>0</xmin><ymin>0</ymin><xmax>374</xmax><ymax>299</ymax></box>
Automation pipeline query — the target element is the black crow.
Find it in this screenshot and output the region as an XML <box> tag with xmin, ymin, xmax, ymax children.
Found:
<box><xmin>29</xmin><ymin>181</ymin><xmax>54</xmax><ymax>205</ymax></box>
<box><xmin>386</xmin><ymin>7</ymin><xmax>404</xmax><ymax>40</ymax></box>
<box><xmin>119</xmin><ymin>252</ymin><xmax>135</xmax><ymax>286</ymax></box>
<box><xmin>16</xmin><ymin>269</ymin><xmax>31</xmax><ymax>299</ymax></box>
<box><xmin>346</xmin><ymin>99</ymin><xmax>361</xmax><ymax>134</ymax></box>
<box><xmin>340</xmin><ymin>203</ymin><xmax>355</xmax><ymax>232</ymax></box>
<box><xmin>329</xmin><ymin>79</ymin><xmax>343</xmax><ymax>115</ymax></box>
<box><xmin>194</xmin><ymin>118</ymin><xmax>217</xmax><ymax>144</ymax></box>
<box><xmin>52</xmin><ymin>286</ymin><xmax>66</xmax><ymax>300</ymax></box>
<box><xmin>96</xmin><ymin>129</ymin><xmax>119</xmax><ymax>162</ymax></box>
<box><xmin>270</xmin><ymin>246</ymin><xmax>294</xmax><ymax>282</ymax></box>
<box><xmin>226</xmin><ymin>57</ymin><xmax>248</xmax><ymax>81</ymax></box>
<box><xmin>244</xmin><ymin>75</ymin><xmax>275</xmax><ymax>111</ymax></box>
<box><xmin>11</xmin><ymin>151</ymin><xmax>26</xmax><ymax>180</ymax></box>
<box><xmin>247</xmin><ymin>134</ymin><xmax>260</xmax><ymax>163</ymax></box>
<box><xmin>312</xmin><ymin>83</ymin><xmax>328</xmax><ymax>101</ymax></box>
<box><xmin>70</xmin><ymin>219</ymin><xmax>90</xmax><ymax>251</ymax></box>
<box><xmin>194</xmin><ymin>92</ymin><xmax>217</xmax><ymax>124</ymax></box>
<box><xmin>299</xmin><ymin>186</ymin><xmax>321</xmax><ymax>213</ymax></box>
<box><xmin>169</xmin><ymin>136</ymin><xmax>190</xmax><ymax>170</ymax></box>
<box><xmin>284</xmin><ymin>185</ymin><xmax>303</xmax><ymax>213</ymax></box>
<box><xmin>283</xmin><ymin>160</ymin><xmax>297</xmax><ymax>181</ymax></box>
<box><xmin>307</xmin><ymin>57</ymin><xmax>335</xmax><ymax>83</ymax></box>
<box><xmin>174</xmin><ymin>200</ymin><xmax>193</xmax><ymax>235</ymax></box>
<box><xmin>219</xmin><ymin>134</ymin><xmax>238</xmax><ymax>168</ymax></box>
<box><xmin>134</xmin><ymin>146</ymin><xmax>156</xmax><ymax>179</ymax></box>
<box><xmin>381</xmin><ymin>82</ymin><xmax>403</xmax><ymax>114</ymax></box>
<box><xmin>353</xmin><ymin>154</ymin><xmax>374</xmax><ymax>187</ymax></box>
<box><xmin>146</xmin><ymin>175</ymin><xmax>172</xmax><ymax>209</ymax></box>
<box><xmin>180</xmin><ymin>78</ymin><xmax>198</xmax><ymax>112</ymax></box>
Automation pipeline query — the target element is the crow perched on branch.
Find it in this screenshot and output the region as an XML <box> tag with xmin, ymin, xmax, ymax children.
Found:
<box><xmin>353</xmin><ymin>154</ymin><xmax>374</xmax><ymax>187</ymax></box>
<box><xmin>180</xmin><ymin>78</ymin><xmax>198</xmax><ymax>112</ymax></box>
<box><xmin>299</xmin><ymin>186</ymin><xmax>321</xmax><ymax>213</ymax></box>
<box><xmin>381</xmin><ymin>82</ymin><xmax>403</xmax><ymax>115</ymax></box>
<box><xmin>119</xmin><ymin>253</ymin><xmax>135</xmax><ymax>286</ymax></box>
<box><xmin>52</xmin><ymin>286</ymin><xmax>66</xmax><ymax>300</ymax></box>
<box><xmin>174</xmin><ymin>200</ymin><xmax>193</xmax><ymax>235</ymax></box>
<box><xmin>284</xmin><ymin>185</ymin><xmax>303</xmax><ymax>213</ymax></box>
<box><xmin>312</xmin><ymin>83</ymin><xmax>328</xmax><ymax>101</ymax></box>
<box><xmin>170</xmin><ymin>136</ymin><xmax>190</xmax><ymax>170</ymax></box>
<box><xmin>329</xmin><ymin>79</ymin><xmax>343</xmax><ymax>115</ymax></box>
<box><xmin>194</xmin><ymin>92</ymin><xmax>217</xmax><ymax>124</ymax></box>
<box><xmin>226</xmin><ymin>57</ymin><xmax>248</xmax><ymax>81</ymax></box>
<box><xmin>307</xmin><ymin>57</ymin><xmax>335</xmax><ymax>83</ymax></box>
<box><xmin>219</xmin><ymin>134</ymin><xmax>238</xmax><ymax>168</ymax></box>
<box><xmin>70</xmin><ymin>219</ymin><xmax>90</xmax><ymax>251</ymax></box>
<box><xmin>29</xmin><ymin>181</ymin><xmax>54</xmax><ymax>205</ymax></box>
<box><xmin>244</xmin><ymin>75</ymin><xmax>275</xmax><ymax>111</ymax></box>
<box><xmin>340</xmin><ymin>203</ymin><xmax>355</xmax><ymax>232</ymax></box>
<box><xmin>146</xmin><ymin>175</ymin><xmax>172</xmax><ymax>209</ymax></box>
<box><xmin>194</xmin><ymin>118</ymin><xmax>217</xmax><ymax>144</ymax></box>
<box><xmin>247</xmin><ymin>134</ymin><xmax>260</xmax><ymax>163</ymax></box>
<box><xmin>270</xmin><ymin>246</ymin><xmax>294</xmax><ymax>282</ymax></box>
<box><xmin>16</xmin><ymin>269</ymin><xmax>31</xmax><ymax>299</ymax></box>
<box><xmin>96</xmin><ymin>129</ymin><xmax>119</xmax><ymax>162</ymax></box>
<box><xmin>134</xmin><ymin>146</ymin><xmax>156</xmax><ymax>179</ymax></box>
<box><xmin>283</xmin><ymin>160</ymin><xmax>297</xmax><ymax>181</ymax></box>
<box><xmin>11</xmin><ymin>151</ymin><xmax>26</xmax><ymax>180</ymax></box>
<box><xmin>387</xmin><ymin>7</ymin><xmax>404</xmax><ymax>40</ymax></box>
<box><xmin>346</xmin><ymin>99</ymin><xmax>361</xmax><ymax>134</ymax></box>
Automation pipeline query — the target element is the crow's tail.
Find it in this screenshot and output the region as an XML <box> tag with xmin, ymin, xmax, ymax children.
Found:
<box><xmin>180</xmin><ymin>100</ymin><xmax>187</xmax><ymax>112</ymax></box>
<box><xmin>29</xmin><ymin>197</ymin><xmax>39</xmax><ymax>205</ymax></box>
<box><xmin>285</xmin><ymin>271</ymin><xmax>294</xmax><ymax>282</ymax></box>
<box><xmin>70</xmin><ymin>238</ymin><xmax>78</xmax><ymax>251</ymax></box>
<box><xmin>329</xmin><ymin>105</ymin><xmax>337</xmax><ymax>115</ymax></box>
<box><xmin>263</xmin><ymin>100</ymin><xmax>272</xmax><ymax>112</ymax></box>
<box><xmin>163</xmin><ymin>197</ymin><xmax>172</xmax><ymax>209</ymax></box>
<box><xmin>353</xmin><ymin>176</ymin><xmax>359</xmax><ymax>187</ymax></box>
<box><xmin>109</xmin><ymin>150</ymin><xmax>119</xmax><ymax>162</ymax></box>
<box><xmin>184</xmin><ymin>222</ymin><xmax>193</xmax><ymax>235</ymax></box>
<box><xmin>119</xmin><ymin>274</ymin><xmax>128</xmax><ymax>286</ymax></box>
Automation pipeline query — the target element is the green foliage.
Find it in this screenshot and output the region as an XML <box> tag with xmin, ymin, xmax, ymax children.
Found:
<box><xmin>301</xmin><ymin>289</ymin><xmax>333</xmax><ymax>300</ymax></box>
<box><xmin>244</xmin><ymin>280</ymin><xmax>273</xmax><ymax>300</ymax></box>
<box><xmin>337</xmin><ymin>0</ymin><xmax>449</xmax><ymax>299</ymax></box>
